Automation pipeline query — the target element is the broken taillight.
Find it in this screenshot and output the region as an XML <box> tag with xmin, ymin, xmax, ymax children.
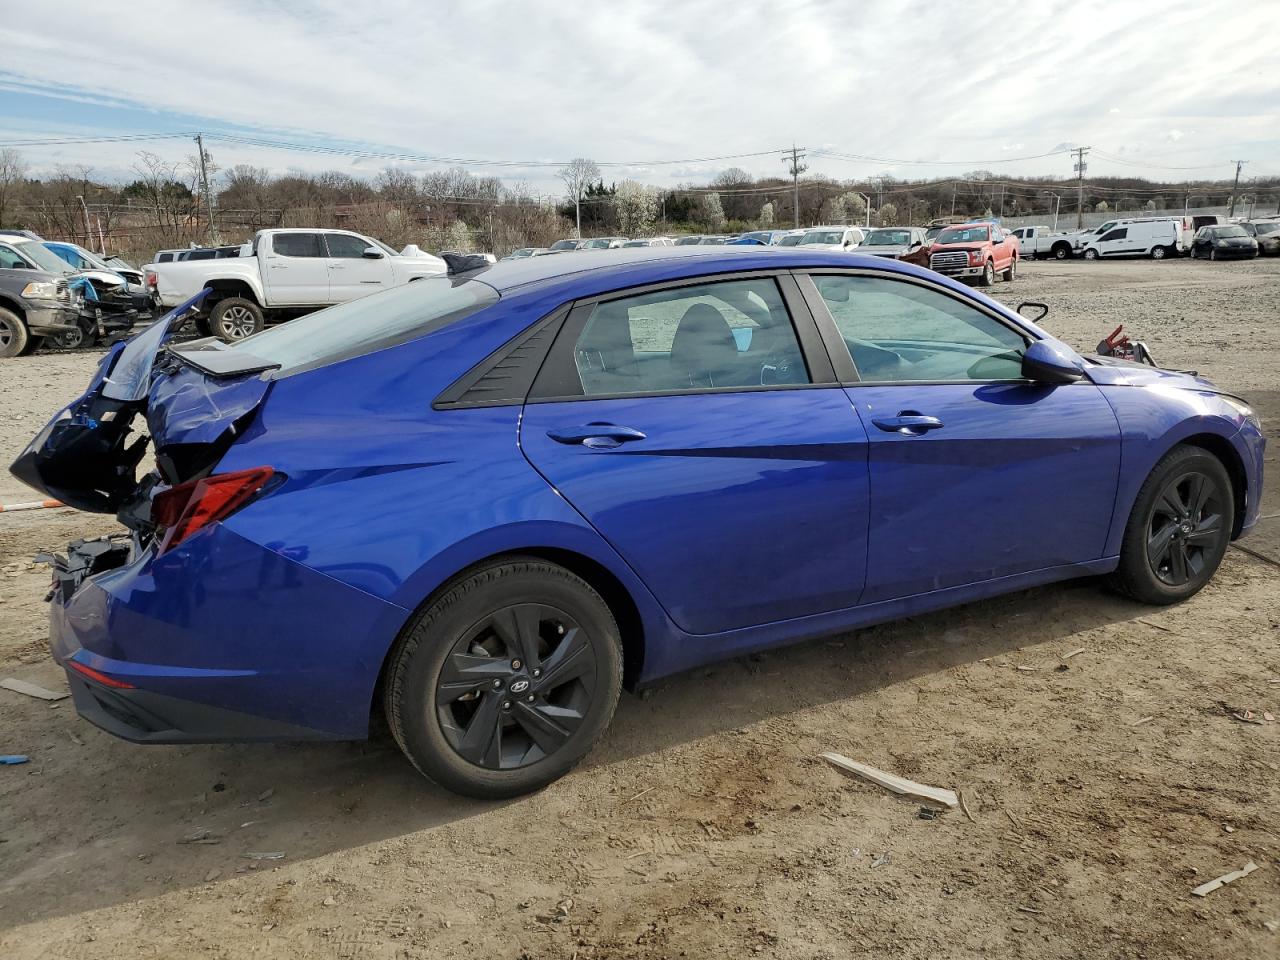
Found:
<box><xmin>151</xmin><ymin>466</ymin><xmax>276</xmax><ymax>553</ymax></box>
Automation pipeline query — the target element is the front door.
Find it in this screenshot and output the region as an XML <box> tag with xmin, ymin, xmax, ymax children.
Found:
<box><xmin>803</xmin><ymin>272</ymin><xmax>1122</xmax><ymax>603</ymax></box>
<box><xmin>520</xmin><ymin>275</ymin><xmax>871</xmax><ymax>635</ymax></box>
<box><xmin>323</xmin><ymin>232</ymin><xmax>396</xmax><ymax>301</ymax></box>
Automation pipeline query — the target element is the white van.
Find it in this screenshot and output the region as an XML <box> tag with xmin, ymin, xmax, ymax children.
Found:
<box><xmin>1079</xmin><ymin>218</ymin><xmax>1184</xmax><ymax>260</ymax></box>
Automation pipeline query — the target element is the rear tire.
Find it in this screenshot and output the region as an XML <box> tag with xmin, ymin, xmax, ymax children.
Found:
<box><xmin>1002</xmin><ymin>258</ymin><xmax>1016</xmax><ymax>282</ymax></box>
<box><xmin>1109</xmin><ymin>446</ymin><xmax>1233</xmax><ymax>606</ymax></box>
<box><xmin>0</xmin><ymin>307</ymin><xmax>30</xmax><ymax>358</ymax></box>
<box><xmin>1052</xmin><ymin>243</ymin><xmax>1071</xmax><ymax>260</ymax></box>
<box><xmin>384</xmin><ymin>558</ymin><xmax>623</xmax><ymax>798</ymax></box>
<box><xmin>209</xmin><ymin>297</ymin><xmax>264</xmax><ymax>342</ymax></box>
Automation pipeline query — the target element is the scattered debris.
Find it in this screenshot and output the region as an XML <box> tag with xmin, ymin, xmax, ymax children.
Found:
<box><xmin>1135</xmin><ymin>618</ymin><xmax>1173</xmax><ymax>633</ymax></box>
<box><xmin>1061</xmin><ymin>648</ymin><xmax>1086</xmax><ymax>660</ymax></box>
<box><xmin>178</xmin><ymin>829</ymin><xmax>222</xmax><ymax>845</ymax></box>
<box><xmin>1231</xmin><ymin>542</ymin><xmax>1280</xmax><ymax>570</ymax></box>
<box><xmin>66</xmin><ymin>732</ymin><xmax>83</xmax><ymax>746</ymax></box>
<box><xmin>243</xmin><ymin>852</ymin><xmax>285</xmax><ymax>861</ymax></box>
<box><xmin>870</xmin><ymin>852</ymin><xmax>891</xmax><ymax>869</ymax></box>
<box><xmin>917</xmin><ymin>806</ymin><xmax>939</xmax><ymax>821</ymax></box>
<box><xmin>257</xmin><ymin>788</ymin><xmax>274</xmax><ymax>802</ymax></box>
<box><xmin>621</xmin><ymin>786</ymin><xmax>654</xmax><ymax>805</ymax></box>
<box><xmin>1220</xmin><ymin>701</ymin><xmax>1267</xmax><ymax>725</ymax></box>
<box><xmin>322</xmin><ymin>896</ymin><xmax>337</xmax><ymax>907</ymax></box>
<box><xmin>1</xmin><ymin>755</ymin><xmax>30</xmax><ymax>765</ymax></box>
<box><xmin>819</xmin><ymin>753</ymin><xmax>959</xmax><ymax>809</ymax></box>
<box><xmin>1015</xmin><ymin>665</ymin><xmax>1037</xmax><ymax>672</ymax></box>
<box><xmin>1190</xmin><ymin>861</ymin><xmax>1259</xmax><ymax>898</ymax></box>
<box><xmin>959</xmin><ymin>791</ymin><xmax>976</xmax><ymax>824</ymax></box>
<box><xmin>1263</xmin><ymin>919</ymin><xmax>1278</xmax><ymax>933</ymax></box>
<box><xmin>1130</xmin><ymin>716</ymin><xmax>1155</xmax><ymax>726</ymax></box>
<box><xmin>1265</xmin><ymin>712</ymin><xmax>1275</xmax><ymax>723</ymax></box>
<box><xmin>1016</xmin><ymin>906</ymin><xmax>1043</xmax><ymax>915</ymax></box>
<box><xmin>203</xmin><ymin>868</ymin><xmax>221</xmax><ymax>882</ymax></box>
<box><xmin>1003</xmin><ymin>808</ymin><xmax>1024</xmax><ymax>831</ymax></box>
<box><xmin>1</xmin><ymin>678</ymin><xmax>68</xmax><ymax>701</ymax></box>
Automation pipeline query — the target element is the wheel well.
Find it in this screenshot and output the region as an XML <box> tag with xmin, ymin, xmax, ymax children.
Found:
<box><xmin>0</xmin><ymin>294</ymin><xmax>25</xmax><ymax>322</ymax></box>
<box><xmin>369</xmin><ymin>547</ymin><xmax>648</xmax><ymax>727</ymax></box>
<box><xmin>203</xmin><ymin>280</ymin><xmax>259</xmax><ymax>307</ymax></box>
<box><xmin>1180</xmin><ymin>433</ymin><xmax>1248</xmax><ymax>538</ymax></box>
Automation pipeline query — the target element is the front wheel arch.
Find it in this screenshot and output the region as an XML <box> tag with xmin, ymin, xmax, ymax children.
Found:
<box><xmin>1179</xmin><ymin>433</ymin><xmax>1248</xmax><ymax>539</ymax></box>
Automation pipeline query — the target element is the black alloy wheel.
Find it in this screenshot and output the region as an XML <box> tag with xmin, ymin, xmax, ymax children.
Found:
<box><xmin>436</xmin><ymin>603</ymin><xmax>596</xmax><ymax>770</ymax></box>
<box><xmin>1146</xmin><ymin>470</ymin><xmax>1225</xmax><ymax>587</ymax></box>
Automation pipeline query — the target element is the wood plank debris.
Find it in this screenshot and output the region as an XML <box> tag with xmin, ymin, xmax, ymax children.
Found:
<box><xmin>1191</xmin><ymin>861</ymin><xmax>1259</xmax><ymax>897</ymax></box>
<box><xmin>1061</xmin><ymin>648</ymin><xmax>1086</xmax><ymax>660</ymax></box>
<box><xmin>819</xmin><ymin>753</ymin><xmax>958</xmax><ymax>809</ymax></box>
<box><xmin>1</xmin><ymin>678</ymin><xmax>68</xmax><ymax>701</ymax></box>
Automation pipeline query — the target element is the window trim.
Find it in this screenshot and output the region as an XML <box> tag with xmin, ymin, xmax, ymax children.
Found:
<box><xmin>526</xmin><ymin>269</ymin><xmax>837</xmax><ymax>403</ymax></box>
<box><xmin>794</xmin><ymin>269</ymin><xmax>1059</xmax><ymax>387</ymax></box>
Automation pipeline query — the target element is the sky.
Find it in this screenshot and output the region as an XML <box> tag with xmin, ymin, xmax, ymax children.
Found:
<box><xmin>2</xmin><ymin>0</ymin><xmax>1277</xmax><ymax>195</ymax></box>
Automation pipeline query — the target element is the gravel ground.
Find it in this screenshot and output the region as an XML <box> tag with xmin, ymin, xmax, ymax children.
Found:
<box><xmin>0</xmin><ymin>257</ymin><xmax>1277</xmax><ymax>959</ymax></box>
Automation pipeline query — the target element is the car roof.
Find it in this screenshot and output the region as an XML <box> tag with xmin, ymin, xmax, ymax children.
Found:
<box><xmin>463</xmin><ymin>245</ymin><xmax>941</xmax><ymax>298</ymax></box>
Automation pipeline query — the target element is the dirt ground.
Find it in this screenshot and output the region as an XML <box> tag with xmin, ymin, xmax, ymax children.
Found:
<box><xmin>1</xmin><ymin>258</ymin><xmax>1277</xmax><ymax>959</ymax></box>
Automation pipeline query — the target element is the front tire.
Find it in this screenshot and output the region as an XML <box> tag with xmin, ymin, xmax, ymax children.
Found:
<box><xmin>1083</xmin><ymin>248</ymin><xmax>1099</xmax><ymax>261</ymax></box>
<box><xmin>978</xmin><ymin>261</ymin><xmax>995</xmax><ymax>286</ymax></box>
<box><xmin>1110</xmin><ymin>446</ymin><xmax>1234</xmax><ymax>605</ymax></box>
<box><xmin>384</xmin><ymin>558</ymin><xmax>623</xmax><ymax>798</ymax></box>
<box><xmin>0</xmin><ymin>307</ymin><xmax>30</xmax><ymax>358</ymax></box>
<box><xmin>209</xmin><ymin>297</ymin><xmax>264</xmax><ymax>341</ymax></box>
<box><xmin>1151</xmin><ymin>245</ymin><xmax>1167</xmax><ymax>260</ymax></box>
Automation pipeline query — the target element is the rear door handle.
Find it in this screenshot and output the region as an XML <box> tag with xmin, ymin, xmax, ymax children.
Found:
<box><xmin>871</xmin><ymin>413</ymin><xmax>944</xmax><ymax>435</ymax></box>
<box><xmin>547</xmin><ymin>423</ymin><xmax>647</xmax><ymax>448</ymax></box>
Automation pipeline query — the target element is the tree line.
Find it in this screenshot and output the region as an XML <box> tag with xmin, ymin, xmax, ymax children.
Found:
<box><xmin>0</xmin><ymin>146</ymin><xmax>1274</xmax><ymax>262</ymax></box>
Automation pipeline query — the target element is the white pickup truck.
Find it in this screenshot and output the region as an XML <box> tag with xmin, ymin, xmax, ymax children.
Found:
<box><xmin>145</xmin><ymin>229</ymin><xmax>447</xmax><ymax>340</ymax></box>
<box><xmin>1007</xmin><ymin>225</ymin><xmax>1087</xmax><ymax>260</ymax></box>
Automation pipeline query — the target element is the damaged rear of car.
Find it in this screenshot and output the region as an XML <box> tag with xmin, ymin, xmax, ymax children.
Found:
<box><xmin>10</xmin><ymin>279</ymin><xmax>500</xmax><ymax>743</ymax></box>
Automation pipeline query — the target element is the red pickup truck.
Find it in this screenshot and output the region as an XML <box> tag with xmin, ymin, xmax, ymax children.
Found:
<box><xmin>926</xmin><ymin>222</ymin><xmax>1019</xmax><ymax>286</ymax></box>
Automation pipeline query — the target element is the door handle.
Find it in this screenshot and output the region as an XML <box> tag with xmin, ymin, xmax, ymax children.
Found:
<box><xmin>547</xmin><ymin>423</ymin><xmax>647</xmax><ymax>448</ymax></box>
<box><xmin>871</xmin><ymin>412</ymin><xmax>944</xmax><ymax>435</ymax></box>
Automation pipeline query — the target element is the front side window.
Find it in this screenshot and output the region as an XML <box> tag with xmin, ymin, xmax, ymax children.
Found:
<box><xmin>561</xmin><ymin>278</ymin><xmax>811</xmax><ymax>397</ymax></box>
<box><xmin>0</xmin><ymin>244</ymin><xmax>31</xmax><ymax>269</ymax></box>
<box><xmin>812</xmin><ymin>275</ymin><xmax>1028</xmax><ymax>382</ymax></box>
<box><xmin>272</xmin><ymin>233</ymin><xmax>324</xmax><ymax>258</ymax></box>
<box><xmin>1100</xmin><ymin>228</ymin><xmax>1127</xmax><ymax>241</ymax></box>
<box><xmin>324</xmin><ymin>233</ymin><xmax>373</xmax><ymax>258</ymax></box>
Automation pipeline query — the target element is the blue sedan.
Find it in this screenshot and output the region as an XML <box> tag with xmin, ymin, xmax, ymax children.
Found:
<box><xmin>10</xmin><ymin>247</ymin><xmax>1265</xmax><ymax>798</ymax></box>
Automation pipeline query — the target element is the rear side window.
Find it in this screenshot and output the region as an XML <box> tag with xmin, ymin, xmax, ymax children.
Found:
<box><xmin>222</xmin><ymin>278</ymin><xmax>498</xmax><ymax>374</ymax></box>
<box><xmin>272</xmin><ymin>233</ymin><xmax>324</xmax><ymax>258</ymax></box>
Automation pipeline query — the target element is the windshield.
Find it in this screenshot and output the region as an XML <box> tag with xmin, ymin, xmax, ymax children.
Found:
<box><xmin>14</xmin><ymin>240</ymin><xmax>76</xmax><ymax>274</ymax></box>
<box><xmin>622</xmin><ymin>240</ymin><xmax>649</xmax><ymax>247</ymax></box>
<box><xmin>1215</xmin><ymin>226</ymin><xmax>1248</xmax><ymax>238</ymax></box>
<box><xmin>221</xmin><ymin>277</ymin><xmax>498</xmax><ymax>374</ymax></box>
<box><xmin>583</xmin><ymin>239</ymin><xmax>611</xmax><ymax>248</ymax></box>
<box><xmin>866</xmin><ymin>230</ymin><xmax>910</xmax><ymax>245</ymax></box>
<box><xmin>549</xmin><ymin>240</ymin><xmax>579</xmax><ymax>250</ymax></box>
<box><xmin>801</xmin><ymin>230</ymin><xmax>844</xmax><ymax>245</ymax></box>
<box><xmin>777</xmin><ymin>234</ymin><xmax>805</xmax><ymax>246</ymax></box>
<box><xmin>936</xmin><ymin>226</ymin><xmax>990</xmax><ymax>244</ymax></box>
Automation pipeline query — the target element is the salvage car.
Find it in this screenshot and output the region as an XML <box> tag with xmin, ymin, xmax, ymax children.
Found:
<box><xmin>1188</xmin><ymin>224</ymin><xmax>1259</xmax><ymax>260</ymax></box>
<box><xmin>0</xmin><ymin>252</ymin><xmax>83</xmax><ymax>357</ymax></box>
<box><xmin>11</xmin><ymin>246</ymin><xmax>1264</xmax><ymax>798</ymax></box>
<box><xmin>145</xmin><ymin>228</ymin><xmax>447</xmax><ymax>341</ymax></box>
<box><xmin>1239</xmin><ymin>220</ymin><xmax>1280</xmax><ymax>256</ymax></box>
<box><xmin>858</xmin><ymin>227</ymin><xmax>927</xmax><ymax>259</ymax></box>
<box><xmin>797</xmin><ymin>226</ymin><xmax>866</xmax><ymax>251</ymax></box>
<box><xmin>928</xmin><ymin>222</ymin><xmax>1019</xmax><ymax>285</ymax></box>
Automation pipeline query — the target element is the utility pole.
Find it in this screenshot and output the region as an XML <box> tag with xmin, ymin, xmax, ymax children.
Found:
<box><xmin>195</xmin><ymin>133</ymin><xmax>221</xmax><ymax>244</ymax></box>
<box><xmin>782</xmin><ymin>144</ymin><xmax>807</xmax><ymax>228</ymax></box>
<box><xmin>1227</xmin><ymin>160</ymin><xmax>1246</xmax><ymax>218</ymax></box>
<box><xmin>1073</xmin><ymin>146</ymin><xmax>1091</xmax><ymax>229</ymax></box>
<box><xmin>75</xmin><ymin>194</ymin><xmax>92</xmax><ymax>248</ymax></box>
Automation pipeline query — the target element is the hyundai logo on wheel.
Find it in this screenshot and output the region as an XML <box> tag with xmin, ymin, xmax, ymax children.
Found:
<box><xmin>510</xmin><ymin>679</ymin><xmax>530</xmax><ymax>694</ymax></box>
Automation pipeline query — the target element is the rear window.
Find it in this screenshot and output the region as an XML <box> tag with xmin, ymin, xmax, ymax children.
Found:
<box><xmin>222</xmin><ymin>278</ymin><xmax>498</xmax><ymax>374</ymax></box>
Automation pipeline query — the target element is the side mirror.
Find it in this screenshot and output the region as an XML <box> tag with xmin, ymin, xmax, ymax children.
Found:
<box><xmin>1022</xmin><ymin>339</ymin><xmax>1084</xmax><ymax>384</ymax></box>
<box><xmin>362</xmin><ymin>246</ymin><xmax>384</xmax><ymax>259</ymax></box>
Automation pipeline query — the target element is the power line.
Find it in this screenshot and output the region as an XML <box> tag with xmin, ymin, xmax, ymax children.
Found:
<box><xmin>812</xmin><ymin>147</ymin><xmax>1073</xmax><ymax>166</ymax></box>
<box><xmin>0</xmin><ymin>132</ymin><xmax>194</xmax><ymax>147</ymax></box>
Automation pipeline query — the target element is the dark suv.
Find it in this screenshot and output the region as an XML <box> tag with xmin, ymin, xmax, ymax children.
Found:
<box><xmin>0</xmin><ymin>239</ymin><xmax>82</xmax><ymax>358</ymax></box>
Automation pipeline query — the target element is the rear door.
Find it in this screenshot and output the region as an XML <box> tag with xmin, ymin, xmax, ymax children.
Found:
<box><xmin>323</xmin><ymin>232</ymin><xmax>396</xmax><ymax>301</ymax></box>
<box><xmin>800</xmin><ymin>271</ymin><xmax>1121</xmax><ymax>603</ymax></box>
<box><xmin>520</xmin><ymin>273</ymin><xmax>872</xmax><ymax>635</ymax></box>
<box><xmin>260</xmin><ymin>232</ymin><xmax>331</xmax><ymax>305</ymax></box>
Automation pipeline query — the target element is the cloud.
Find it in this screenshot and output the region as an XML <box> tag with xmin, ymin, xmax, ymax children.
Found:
<box><xmin>1166</xmin><ymin>130</ymin><xmax>1185</xmax><ymax>142</ymax></box>
<box><xmin>2</xmin><ymin>0</ymin><xmax>1278</xmax><ymax>187</ymax></box>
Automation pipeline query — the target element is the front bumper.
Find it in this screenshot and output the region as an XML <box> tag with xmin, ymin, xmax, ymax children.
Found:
<box><xmin>47</xmin><ymin>522</ymin><xmax>407</xmax><ymax>743</ymax></box>
<box><xmin>933</xmin><ymin>264</ymin><xmax>985</xmax><ymax>278</ymax></box>
<box><xmin>25</xmin><ymin>301</ymin><xmax>82</xmax><ymax>336</ymax></box>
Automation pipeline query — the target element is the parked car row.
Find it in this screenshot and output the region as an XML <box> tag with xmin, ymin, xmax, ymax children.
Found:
<box><xmin>1008</xmin><ymin>214</ymin><xmax>1277</xmax><ymax>262</ymax></box>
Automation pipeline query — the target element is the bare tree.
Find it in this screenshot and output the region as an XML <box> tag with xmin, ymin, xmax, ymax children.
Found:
<box><xmin>558</xmin><ymin>158</ymin><xmax>600</xmax><ymax>239</ymax></box>
<box><xmin>0</xmin><ymin>148</ymin><xmax>28</xmax><ymax>228</ymax></box>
